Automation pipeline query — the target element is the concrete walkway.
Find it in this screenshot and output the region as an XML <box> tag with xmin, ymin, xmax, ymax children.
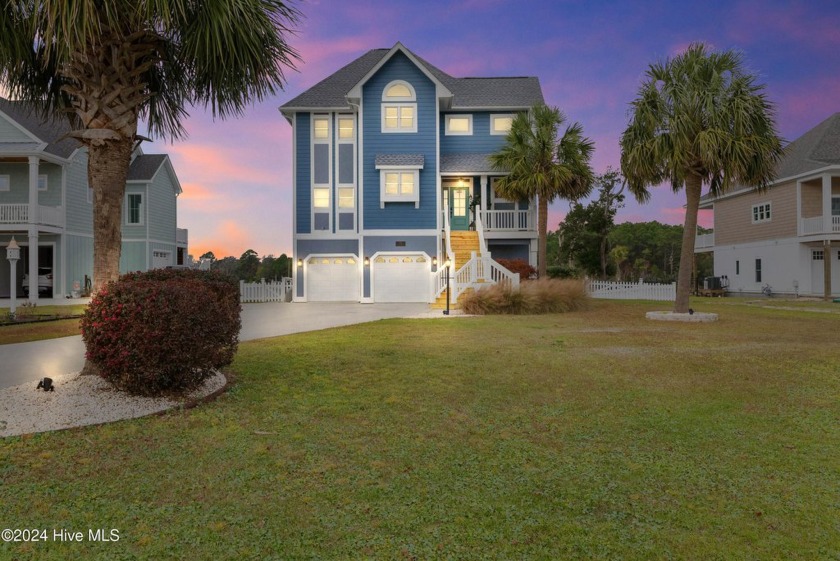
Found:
<box><xmin>0</xmin><ymin>302</ymin><xmax>432</xmax><ymax>390</ymax></box>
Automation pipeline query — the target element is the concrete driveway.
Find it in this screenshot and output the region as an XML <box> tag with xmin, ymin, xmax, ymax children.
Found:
<box><xmin>0</xmin><ymin>302</ymin><xmax>432</xmax><ymax>390</ymax></box>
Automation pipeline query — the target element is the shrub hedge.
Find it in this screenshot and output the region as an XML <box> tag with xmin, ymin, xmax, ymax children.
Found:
<box><xmin>81</xmin><ymin>269</ymin><xmax>241</xmax><ymax>396</ymax></box>
<box><xmin>495</xmin><ymin>258</ymin><xmax>537</xmax><ymax>280</ymax></box>
<box><xmin>460</xmin><ymin>278</ymin><xmax>590</xmax><ymax>315</ymax></box>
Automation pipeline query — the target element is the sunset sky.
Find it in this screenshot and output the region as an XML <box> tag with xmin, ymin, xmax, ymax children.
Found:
<box><xmin>142</xmin><ymin>0</ymin><xmax>840</xmax><ymax>259</ymax></box>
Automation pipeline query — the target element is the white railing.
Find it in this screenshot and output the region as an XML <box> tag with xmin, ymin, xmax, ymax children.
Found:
<box><xmin>0</xmin><ymin>204</ymin><xmax>28</xmax><ymax>223</ymax></box>
<box><xmin>240</xmin><ymin>278</ymin><xmax>292</xmax><ymax>303</ymax></box>
<box><xmin>479</xmin><ymin>209</ymin><xmax>536</xmax><ymax>231</ymax></box>
<box><xmin>443</xmin><ymin>198</ymin><xmax>455</xmax><ymax>272</ymax></box>
<box><xmin>38</xmin><ymin>205</ymin><xmax>64</xmax><ymax>227</ymax></box>
<box><xmin>587</xmin><ymin>279</ymin><xmax>676</xmax><ymax>301</ymax></box>
<box><xmin>473</xmin><ymin>204</ymin><xmax>488</xmax><ymax>255</ymax></box>
<box><xmin>176</xmin><ymin>228</ymin><xmax>188</xmax><ymax>245</ymax></box>
<box><xmin>450</xmin><ymin>253</ymin><xmax>520</xmax><ymax>301</ymax></box>
<box><xmin>432</xmin><ymin>266</ymin><xmax>448</xmax><ymax>299</ymax></box>
<box><xmin>695</xmin><ymin>232</ymin><xmax>714</xmax><ymax>250</ymax></box>
<box><xmin>800</xmin><ymin>215</ymin><xmax>840</xmax><ymax>235</ymax></box>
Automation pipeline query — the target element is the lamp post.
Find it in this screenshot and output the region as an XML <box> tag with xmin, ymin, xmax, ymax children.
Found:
<box><xmin>6</xmin><ymin>237</ymin><xmax>20</xmax><ymax>316</ymax></box>
<box><xmin>443</xmin><ymin>259</ymin><xmax>451</xmax><ymax>315</ymax></box>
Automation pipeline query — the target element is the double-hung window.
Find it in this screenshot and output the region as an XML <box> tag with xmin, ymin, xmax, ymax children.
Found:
<box><xmin>381</xmin><ymin>171</ymin><xmax>419</xmax><ymax>206</ymax></box>
<box><xmin>382</xmin><ymin>81</ymin><xmax>417</xmax><ymax>133</ymax></box>
<box><xmin>126</xmin><ymin>193</ymin><xmax>143</xmax><ymax>225</ymax></box>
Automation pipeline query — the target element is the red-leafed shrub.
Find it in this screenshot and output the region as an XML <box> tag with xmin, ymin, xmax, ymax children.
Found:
<box><xmin>81</xmin><ymin>269</ymin><xmax>241</xmax><ymax>396</ymax></box>
<box><xmin>495</xmin><ymin>258</ymin><xmax>537</xmax><ymax>280</ymax></box>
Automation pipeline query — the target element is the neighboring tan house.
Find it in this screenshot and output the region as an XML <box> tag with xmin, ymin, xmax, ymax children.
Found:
<box><xmin>695</xmin><ymin>113</ymin><xmax>840</xmax><ymax>297</ymax></box>
<box><xmin>279</xmin><ymin>42</ymin><xmax>540</xmax><ymax>303</ymax></box>
<box><xmin>0</xmin><ymin>98</ymin><xmax>189</xmax><ymax>301</ymax></box>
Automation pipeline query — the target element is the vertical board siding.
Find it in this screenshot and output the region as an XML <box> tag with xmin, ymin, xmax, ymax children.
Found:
<box><xmin>296</xmin><ymin>113</ymin><xmax>311</xmax><ymax>233</ymax></box>
<box><xmin>119</xmin><ymin>241</ymin><xmax>146</xmax><ymax>272</ymax></box>
<box><xmin>362</xmin><ymin>52</ymin><xmax>437</xmax><ymax>230</ymax></box>
<box><xmin>64</xmin><ymin>234</ymin><xmax>93</xmax><ymax>293</ymax></box>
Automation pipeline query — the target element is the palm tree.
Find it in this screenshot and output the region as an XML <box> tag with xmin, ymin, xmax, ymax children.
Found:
<box><xmin>620</xmin><ymin>43</ymin><xmax>783</xmax><ymax>313</ymax></box>
<box><xmin>491</xmin><ymin>104</ymin><xmax>595</xmax><ymax>278</ymax></box>
<box><xmin>0</xmin><ymin>0</ymin><xmax>300</xmax><ymax>291</ymax></box>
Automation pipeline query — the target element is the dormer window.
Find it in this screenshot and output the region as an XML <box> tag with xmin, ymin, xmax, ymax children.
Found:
<box><xmin>382</xmin><ymin>81</ymin><xmax>417</xmax><ymax>133</ymax></box>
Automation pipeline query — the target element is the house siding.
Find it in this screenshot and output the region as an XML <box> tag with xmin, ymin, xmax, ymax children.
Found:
<box><xmin>440</xmin><ymin>112</ymin><xmax>509</xmax><ymax>154</ymax></box>
<box><xmin>0</xmin><ymin>162</ymin><xmax>32</xmax><ymax>204</ymax></box>
<box><xmin>121</xmin><ymin>184</ymin><xmax>148</xmax><ymax>238</ymax></box>
<box><xmin>64</xmin><ymin>233</ymin><xmax>92</xmax><ymax>294</ymax></box>
<box><xmin>0</xmin><ymin>115</ymin><xmax>32</xmax><ymax>142</ymax></box>
<box><xmin>296</xmin><ymin>113</ymin><xmax>311</xmax><ymax>233</ymax></box>
<box><xmin>65</xmin><ymin>151</ymin><xmax>92</xmax><ymax>234</ymax></box>
<box><xmin>362</xmin><ymin>52</ymin><xmax>437</xmax><ymax>230</ymax></box>
<box><xmin>147</xmin><ymin>166</ymin><xmax>177</xmax><ymax>243</ymax></box>
<box><xmin>714</xmin><ymin>181</ymin><xmax>797</xmax><ymax>245</ymax></box>
<box><xmin>120</xmin><ymin>240</ymin><xmax>146</xmax><ymax>272</ymax></box>
<box><xmin>37</xmin><ymin>162</ymin><xmax>62</xmax><ymax>208</ymax></box>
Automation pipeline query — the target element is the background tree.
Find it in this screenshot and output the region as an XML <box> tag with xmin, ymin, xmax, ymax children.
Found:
<box><xmin>620</xmin><ymin>43</ymin><xmax>783</xmax><ymax>312</ymax></box>
<box><xmin>557</xmin><ymin>169</ymin><xmax>625</xmax><ymax>278</ymax></box>
<box><xmin>607</xmin><ymin>221</ymin><xmax>711</xmax><ymax>282</ymax></box>
<box><xmin>199</xmin><ymin>251</ymin><xmax>216</xmax><ymax>262</ymax></box>
<box><xmin>237</xmin><ymin>249</ymin><xmax>260</xmax><ymax>282</ymax></box>
<box><xmin>491</xmin><ymin>104</ymin><xmax>595</xmax><ymax>278</ymax></box>
<box><xmin>0</xmin><ymin>0</ymin><xmax>300</xmax><ymax>291</ymax></box>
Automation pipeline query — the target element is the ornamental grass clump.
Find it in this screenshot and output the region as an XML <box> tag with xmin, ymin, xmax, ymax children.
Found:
<box><xmin>461</xmin><ymin>278</ymin><xmax>589</xmax><ymax>315</ymax></box>
<box><xmin>81</xmin><ymin>269</ymin><xmax>241</xmax><ymax>396</ymax></box>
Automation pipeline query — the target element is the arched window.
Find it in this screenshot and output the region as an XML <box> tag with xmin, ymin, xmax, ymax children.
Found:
<box><xmin>382</xmin><ymin>80</ymin><xmax>417</xmax><ymax>133</ymax></box>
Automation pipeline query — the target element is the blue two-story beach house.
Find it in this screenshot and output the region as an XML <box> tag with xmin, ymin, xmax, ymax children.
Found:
<box><xmin>280</xmin><ymin>43</ymin><xmax>542</xmax><ymax>303</ymax></box>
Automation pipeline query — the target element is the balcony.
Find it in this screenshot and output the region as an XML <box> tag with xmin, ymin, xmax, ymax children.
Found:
<box><xmin>176</xmin><ymin>228</ymin><xmax>188</xmax><ymax>245</ymax></box>
<box><xmin>800</xmin><ymin>215</ymin><xmax>840</xmax><ymax>236</ymax></box>
<box><xmin>0</xmin><ymin>204</ymin><xmax>64</xmax><ymax>228</ymax></box>
<box><xmin>479</xmin><ymin>209</ymin><xmax>536</xmax><ymax>232</ymax></box>
<box><xmin>694</xmin><ymin>232</ymin><xmax>714</xmax><ymax>251</ymax></box>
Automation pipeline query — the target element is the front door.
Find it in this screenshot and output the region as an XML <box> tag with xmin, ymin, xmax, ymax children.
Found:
<box><xmin>449</xmin><ymin>187</ymin><xmax>470</xmax><ymax>231</ymax></box>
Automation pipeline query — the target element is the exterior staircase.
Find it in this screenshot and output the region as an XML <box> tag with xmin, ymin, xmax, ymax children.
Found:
<box><xmin>431</xmin><ymin>231</ymin><xmax>483</xmax><ymax>310</ymax></box>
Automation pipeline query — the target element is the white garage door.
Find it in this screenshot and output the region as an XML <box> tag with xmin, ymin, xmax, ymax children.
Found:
<box><xmin>373</xmin><ymin>254</ymin><xmax>430</xmax><ymax>302</ymax></box>
<box><xmin>152</xmin><ymin>250</ymin><xmax>171</xmax><ymax>269</ymax></box>
<box><xmin>307</xmin><ymin>256</ymin><xmax>360</xmax><ymax>301</ymax></box>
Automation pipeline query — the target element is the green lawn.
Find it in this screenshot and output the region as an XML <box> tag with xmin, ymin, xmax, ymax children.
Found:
<box><xmin>1</xmin><ymin>299</ymin><xmax>839</xmax><ymax>559</ymax></box>
<box><xmin>0</xmin><ymin>304</ymin><xmax>85</xmax><ymax>345</ymax></box>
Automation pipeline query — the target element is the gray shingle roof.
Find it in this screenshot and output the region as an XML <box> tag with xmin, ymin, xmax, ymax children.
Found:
<box><xmin>127</xmin><ymin>154</ymin><xmax>167</xmax><ymax>181</ymax></box>
<box><xmin>0</xmin><ymin>98</ymin><xmax>81</xmax><ymax>159</ymax></box>
<box><xmin>281</xmin><ymin>44</ymin><xmax>543</xmax><ymax>111</ymax></box>
<box><xmin>440</xmin><ymin>153</ymin><xmax>500</xmax><ymax>173</ymax></box>
<box><xmin>776</xmin><ymin>112</ymin><xmax>840</xmax><ymax>179</ymax></box>
<box><xmin>374</xmin><ymin>154</ymin><xmax>425</xmax><ymax>168</ymax></box>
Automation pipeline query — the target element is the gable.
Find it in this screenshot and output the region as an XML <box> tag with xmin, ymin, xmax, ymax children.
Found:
<box><xmin>0</xmin><ymin>111</ymin><xmax>41</xmax><ymax>144</ymax></box>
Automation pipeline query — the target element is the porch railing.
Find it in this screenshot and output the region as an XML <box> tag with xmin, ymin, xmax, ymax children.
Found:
<box><xmin>800</xmin><ymin>215</ymin><xmax>840</xmax><ymax>235</ymax></box>
<box><xmin>451</xmin><ymin>253</ymin><xmax>520</xmax><ymax>301</ymax></box>
<box><xmin>473</xmin><ymin>204</ymin><xmax>488</xmax><ymax>255</ymax></box>
<box><xmin>479</xmin><ymin>209</ymin><xmax>536</xmax><ymax>231</ymax></box>
<box><xmin>695</xmin><ymin>232</ymin><xmax>714</xmax><ymax>250</ymax></box>
<box><xmin>0</xmin><ymin>204</ymin><xmax>64</xmax><ymax>227</ymax></box>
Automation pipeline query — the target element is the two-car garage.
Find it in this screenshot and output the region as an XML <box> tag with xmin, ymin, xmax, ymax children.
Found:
<box><xmin>303</xmin><ymin>253</ymin><xmax>431</xmax><ymax>303</ymax></box>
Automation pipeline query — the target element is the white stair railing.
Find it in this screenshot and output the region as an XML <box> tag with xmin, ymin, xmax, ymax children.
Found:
<box><xmin>473</xmin><ymin>204</ymin><xmax>489</xmax><ymax>255</ymax></box>
<box><xmin>449</xmin><ymin>253</ymin><xmax>520</xmax><ymax>301</ymax></box>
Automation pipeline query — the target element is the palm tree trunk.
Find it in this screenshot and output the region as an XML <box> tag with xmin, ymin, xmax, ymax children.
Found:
<box><xmin>538</xmin><ymin>195</ymin><xmax>548</xmax><ymax>278</ymax></box>
<box><xmin>675</xmin><ymin>174</ymin><xmax>702</xmax><ymax>313</ymax></box>
<box><xmin>88</xmin><ymin>138</ymin><xmax>134</xmax><ymax>292</ymax></box>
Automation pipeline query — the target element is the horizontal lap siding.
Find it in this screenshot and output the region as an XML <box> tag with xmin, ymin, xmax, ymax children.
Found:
<box><xmin>148</xmin><ymin>165</ymin><xmax>177</xmax><ymax>244</ymax></box>
<box><xmin>440</xmin><ymin>112</ymin><xmax>508</xmax><ymax>154</ymax></box>
<box><xmin>714</xmin><ymin>181</ymin><xmax>797</xmax><ymax>246</ymax></box>
<box><xmin>0</xmin><ymin>163</ymin><xmax>32</xmax><ymax>204</ymax></box>
<box><xmin>0</xmin><ymin>116</ymin><xmax>32</xmax><ymax>142</ymax></box>
<box><xmin>296</xmin><ymin>113</ymin><xmax>311</xmax><ymax>233</ymax></box>
<box><xmin>363</xmin><ymin>52</ymin><xmax>436</xmax><ymax>230</ymax></box>
<box><xmin>65</xmin><ymin>234</ymin><xmax>92</xmax><ymax>293</ymax></box>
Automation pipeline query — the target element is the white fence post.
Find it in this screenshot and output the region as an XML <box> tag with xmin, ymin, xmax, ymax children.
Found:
<box><xmin>586</xmin><ymin>279</ymin><xmax>676</xmax><ymax>301</ymax></box>
<box><xmin>240</xmin><ymin>279</ymin><xmax>290</xmax><ymax>303</ymax></box>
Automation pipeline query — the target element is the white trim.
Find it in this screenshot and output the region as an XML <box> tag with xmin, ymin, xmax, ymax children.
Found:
<box><xmin>345</xmin><ymin>42</ymin><xmax>453</xmax><ymax>102</ymax></box>
<box><xmin>445</xmin><ymin>114</ymin><xmax>473</xmax><ymax>136</ymax></box>
<box><xmin>291</xmin><ymin>113</ymin><xmax>298</xmax><ymax>293</ymax></box>
<box><xmin>0</xmin><ymin>107</ymin><xmax>44</xmax><ymax>144</ymax></box>
<box><xmin>311</xmin><ymin>112</ymin><xmax>333</xmax><ymax>233</ymax></box>
<box><xmin>335</xmin><ymin>113</ymin><xmax>356</xmax><ymax>232</ymax></box>
<box><xmin>380</xmin><ymin>169</ymin><xmax>420</xmax><ymax>208</ymax></box>
<box><xmin>300</xmin><ymin>252</ymin><xmax>361</xmax><ymax>302</ymax></box>
<box><xmin>375</xmin><ymin>163</ymin><xmax>424</xmax><ymax>170</ymax></box>
<box><xmin>361</xmin><ymin>229</ymin><xmax>439</xmax><ymax>236</ymax></box>
<box><xmin>295</xmin><ymin>233</ymin><xmax>360</xmax><ymax>241</ymax></box>
<box><xmin>381</xmin><ymin>80</ymin><xmax>416</xmax><ymax>102</ymax></box>
<box><xmin>490</xmin><ymin>113</ymin><xmax>515</xmax><ymax>135</ymax></box>
<box><xmin>751</xmin><ymin>201</ymin><xmax>771</xmax><ymax>224</ymax></box>
<box><xmin>381</xmin><ymin>102</ymin><xmax>417</xmax><ymax>133</ymax></box>
<box><xmin>369</xmin><ymin>250</ymin><xmax>432</xmax><ymax>303</ymax></box>
<box><xmin>125</xmin><ymin>192</ymin><xmax>144</xmax><ymax>225</ymax></box>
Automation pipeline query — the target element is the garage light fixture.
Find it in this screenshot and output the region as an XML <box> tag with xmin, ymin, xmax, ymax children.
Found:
<box><xmin>296</xmin><ymin>258</ymin><xmax>303</xmax><ymax>267</ymax></box>
<box><xmin>432</xmin><ymin>256</ymin><xmax>437</xmax><ymax>267</ymax></box>
<box><xmin>364</xmin><ymin>256</ymin><xmax>370</xmax><ymax>266</ymax></box>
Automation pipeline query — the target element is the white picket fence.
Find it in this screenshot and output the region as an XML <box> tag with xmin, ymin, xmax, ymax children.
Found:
<box><xmin>587</xmin><ymin>279</ymin><xmax>676</xmax><ymax>301</ymax></box>
<box><xmin>240</xmin><ymin>278</ymin><xmax>292</xmax><ymax>303</ymax></box>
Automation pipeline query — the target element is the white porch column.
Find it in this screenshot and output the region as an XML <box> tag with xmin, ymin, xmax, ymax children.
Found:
<box><xmin>27</xmin><ymin>227</ymin><xmax>38</xmax><ymax>303</ymax></box>
<box><xmin>822</xmin><ymin>174</ymin><xmax>832</xmax><ymax>232</ymax></box>
<box><xmin>28</xmin><ymin>157</ymin><xmax>39</xmax><ymax>303</ymax></box>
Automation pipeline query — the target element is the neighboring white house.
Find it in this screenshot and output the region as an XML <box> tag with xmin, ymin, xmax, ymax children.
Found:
<box><xmin>0</xmin><ymin>98</ymin><xmax>189</xmax><ymax>300</ymax></box>
<box><xmin>696</xmin><ymin>112</ymin><xmax>840</xmax><ymax>297</ymax></box>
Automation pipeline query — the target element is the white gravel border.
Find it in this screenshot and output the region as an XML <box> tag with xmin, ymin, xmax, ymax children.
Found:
<box><xmin>0</xmin><ymin>371</ymin><xmax>227</xmax><ymax>438</ymax></box>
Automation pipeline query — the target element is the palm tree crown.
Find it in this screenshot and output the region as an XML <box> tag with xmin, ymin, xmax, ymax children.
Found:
<box><xmin>0</xmin><ymin>0</ymin><xmax>300</xmax><ymax>291</ymax></box>
<box><xmin>620</xmin><ymin>43</ymin><xmax>784</xmax><ymax>313</ymax></box>
<box><xmin>491</xmin><ymin>104</ymin><xmax>594</xmax><ymax>278</ymax></box>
